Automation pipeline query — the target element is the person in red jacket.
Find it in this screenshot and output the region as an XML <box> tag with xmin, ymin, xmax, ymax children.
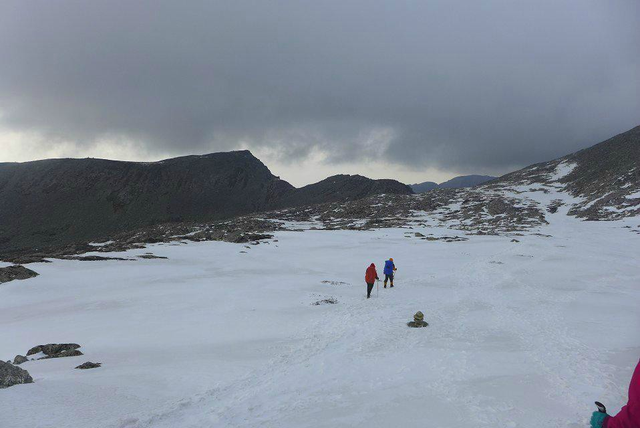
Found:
<box><xmin>365</xmin><ymin>263</ymin><xmax>379</xmax><ymax>299</ymax></box>
<box><xmin>591</xmin><ymin>359</ymin><xmax>640</xmax><ymax>428</ymax></box>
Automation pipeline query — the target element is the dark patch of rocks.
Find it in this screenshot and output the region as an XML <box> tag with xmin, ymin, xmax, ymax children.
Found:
<box><xmin>321</xmin><ymin>280</ymin><xmax>349</xmax><ymax>286</ymax></box>
<box><xmin>61</xmin><ymin>255</ymin><xmax>133</xmax><ymax>261</ymax></box>
<box><xmin>265</xmin><ymin>188</ymin><xmax>548</xmax><ymax>235</ymax></box>
<box><xmin>4</xmin><ymin>256</ymin><xmax>52</xmax><ymax>264</ymax></box>
<box><xmin>421</xmin><ymin>235</ymin><xmax>469</xmax><ymax>242</ymax></box>
<box><xmin>312</xmin><ymin>297</ymin><xmax>338</xmax><ymax>305</ymax></box>
<box><xmin>487</xmin><ymin>198</ymin><xmax>516</xmax><ymax>216</ymax></box>
<box><xmin>486</xmin><ymin>126</ymin><xmax>640</xmax><ymax>221</ymax></box>
<box><xmin>0</xmin><ymin>265</ymin><xmax>38</xmax><ymax>284</ymax></box>
<box><xmin>547</xmin><ymin>199</ymin><xmax>564</xmax><ymax>214</ymax></box>
<box><xmin>137</xmin><ymin>254</ymin><xmax>168</xmax><ymax>259</ymax></box>
<box><xmin>75</xmin><ymin>362</ymin><xmax>101</xmax><ymax>370</ymax></box>
<box><xmin>224</xmin><ymin>232</ymin><xmax>273</xmax><ymax>243</ymax></box>
<box><xmin>0</xmin><ymin>361</ymin><xmax>33</xmax><ymax>388</ymax></box>
<box><xmin>27</xmin><ymin>343</ymin><xmax>83</xmax><ymax>359</ymax></box>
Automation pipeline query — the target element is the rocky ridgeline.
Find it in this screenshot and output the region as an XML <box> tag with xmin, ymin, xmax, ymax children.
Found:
<box><xmin>485</xmin><ymin>125</ymin><xmax>640</xmax><ymax>221</ymax></box>
<box><xmin>1</xmin><ymin>125</ymin><xmax>638</xmax><ymax>265</ymax></box>
<box><xmin>2</xmin><ymin>150</ymin><xmax>638</xmax><ymax>265</ymax></box>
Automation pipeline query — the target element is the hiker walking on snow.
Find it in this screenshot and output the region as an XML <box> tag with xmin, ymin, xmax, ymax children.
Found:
<box><xmin>591</xmin><ymin>358</ymin><xmax>640</xmax><ymax>428</ymax></box>
<box><xmin>365</xmin><ymin>263</ymin><xmax>379</xmax><ymax>299</ymax></box>
<box><xmin>383</xmin><ymin>258</ymin><xmax>397</xmax><ymax>288</ymax></box>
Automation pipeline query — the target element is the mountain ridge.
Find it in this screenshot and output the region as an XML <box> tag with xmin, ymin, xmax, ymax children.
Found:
<box><xmin>485</xmin><ymin>125</ymin><xmax>640</xmax><ymax>219</ymax></box>
<box><xmin>0</xmin><ymin>150</ymin><xmax>411</xmax><ymax>255</ymax></box>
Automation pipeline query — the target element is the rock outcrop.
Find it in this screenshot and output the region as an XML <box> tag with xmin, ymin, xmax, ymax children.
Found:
<box><xmin>0</xmin><ymin>361</ymin><xmax>33</xmax><ymax>388</ymax></box>
<box><xmin>12</xmin><ymin>355</ymin><xmax>28</xmax><ymax>365</ymax></box>
<box><xmin>27</xmin><ymin>343</ymin><xmax>83</xmax><ymax>359</ymax></box>
<box><xmin>0</xmin><ymin>265</ymin><xmax>38</xmax><ymax>284</ymax></box>
<box><xmin>75</xmin><ymin>362</ymin><xmax>101</xmax><ymax>370</ymax></box>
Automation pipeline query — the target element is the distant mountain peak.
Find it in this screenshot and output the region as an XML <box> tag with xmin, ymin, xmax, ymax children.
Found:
<box><xmin>411</xmin><ymin>175</ymin><xmax>496</xmax><ymax>193</ymax></box>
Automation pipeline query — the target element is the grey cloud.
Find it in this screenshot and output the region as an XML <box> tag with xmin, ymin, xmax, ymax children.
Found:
<box><xmin>0</xmin><ymin>0</ymin><xmax>638</xmax><ymax>173</ymax></box>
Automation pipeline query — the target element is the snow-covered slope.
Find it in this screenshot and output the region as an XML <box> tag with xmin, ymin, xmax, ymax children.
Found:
<box><xmin>1</xmin><ymin>190</ymin><xmax>639</xmax><ymax>427</ymax></box>
<box><xmin>486</xmin><ymin>125</ymin><xmax>640</xmax><ymax>220</ymax></box>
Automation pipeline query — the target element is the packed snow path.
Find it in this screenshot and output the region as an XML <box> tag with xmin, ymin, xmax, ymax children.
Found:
<box><xmin>1</xmin><ymin>214</ymin><xmax>639</xmax><ymax>427</ymax></box>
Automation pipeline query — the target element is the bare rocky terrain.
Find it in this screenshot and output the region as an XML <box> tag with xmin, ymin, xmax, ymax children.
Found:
<box><xmin>486</xmin><ymin>125</ymin><xmax>640</xmax><ymax>220</ymax></box>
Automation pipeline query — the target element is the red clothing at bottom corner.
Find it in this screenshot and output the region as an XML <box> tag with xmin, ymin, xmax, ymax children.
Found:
<box><xmin>604</xmin><ymin>359</ymin><xmax>640</xmax><ymax>428</ymax></box>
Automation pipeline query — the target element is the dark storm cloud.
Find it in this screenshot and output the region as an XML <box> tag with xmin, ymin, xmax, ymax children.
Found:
<box><xmin>0</xmin><ymin>0</ymin><xmax>638</xmax><ymax>172</ymax></box>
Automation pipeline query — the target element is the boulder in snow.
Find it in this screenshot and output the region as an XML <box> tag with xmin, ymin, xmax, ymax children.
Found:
<box><xmin>75</xmin><ymin>362</ymin><xmax>101</xmax><ymax>370</ymax></box>
<box><xmin>26</xmin><ymin>343</ymin><xmax>83</xmax><ymax>359</ymax></box>
<box><xmin>0</xmin><ymin>361</ymin><xmax>33</xmax><ymax>388</ymax></box>
<box><xmin>13</xmin><ymin>355</ymin><xmax>28</xmax><ymax>365</ymax></box>
<box><xmin>312</xmin><ymin>297</ymin><xmax>338</xmax><ymax>305</ymax></box>
<box><xmin>0</xmin><ymin>265</ymin><xmax>38</xmax><ymax>284</ymax></box>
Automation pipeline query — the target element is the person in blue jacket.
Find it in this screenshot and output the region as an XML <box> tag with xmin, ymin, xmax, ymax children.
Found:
<box><xmin>383</xmin><ymin>258</ymin><xmax>397</xmax><ymax>288</ymax></box>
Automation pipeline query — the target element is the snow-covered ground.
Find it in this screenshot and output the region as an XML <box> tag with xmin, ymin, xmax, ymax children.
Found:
<box><xmin>1</xmin><ymin>207</ymin><xmax>639</xmax><ymax>427</ymax></box>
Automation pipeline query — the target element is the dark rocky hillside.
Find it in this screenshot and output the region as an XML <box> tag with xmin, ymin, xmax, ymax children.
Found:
<box><xmin>0</xmin><ymin>151</ymin><xmax>410</xmax><ymax>255</ymax></box>
<box><xmin>485</xmin><ymin>125</ymin><xmax>640</xmax><ymax>219</ymax></box>
<box><xmin>275</xmin><ymin>175</ymin><xmax>413</xmax><ymax>209</ymax></box>
<box><xmin>563</xmin><ymin>125</ymin><xmax>640</xmax><ymax>212</ymax></box>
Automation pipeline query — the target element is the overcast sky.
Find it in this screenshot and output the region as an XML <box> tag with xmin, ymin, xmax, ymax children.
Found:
<box><xmin>1</xmin><ymin>1</ymin><xmax>638</xmax><ymax>186</ymax></box>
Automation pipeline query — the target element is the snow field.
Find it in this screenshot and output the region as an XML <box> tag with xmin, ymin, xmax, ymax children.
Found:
<box><xmin>0</xmin><ymin>214</ymin><xmax>639</xmax><ymax>427</ymax></box>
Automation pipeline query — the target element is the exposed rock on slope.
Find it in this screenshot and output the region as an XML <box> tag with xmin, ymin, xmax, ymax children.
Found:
<box><xmin>486</xmin><ymin>125</ymin><xmax>640</xmax><ymax>219</ymax></box>
<box><xmin>0</xmin><ymin>361</ymin><xmax>33</xmax><ymax>389</ymax></box>
<box><xmin>260</xmin><ymin>189</ymin><xmax>547</xmax><ymax>234</ymax></box>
